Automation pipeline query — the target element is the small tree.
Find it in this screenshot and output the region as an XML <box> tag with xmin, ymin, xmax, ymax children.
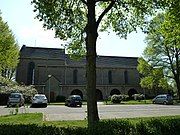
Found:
<box><xmin>0</xmin><ymin>12</ymin><xmax>19</xmax><ymax>80</ymax></box>
<box><xmin>141</xmin><ymin>12</ymin><xmax>180</xmax><ymax>99</ymax></box>
<box><xmin>31</xmin><ymin>0</ymin><xmax>168</xmax><ymax>126</ymax></box>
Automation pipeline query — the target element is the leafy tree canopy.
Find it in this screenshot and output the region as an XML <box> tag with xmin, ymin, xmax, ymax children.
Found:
<box><xmin>137</xmin><ymin>57</ymin><xmax>170</xmax><ymax>92</ymax></box>
<box><xmin>0</xmin><ymin>12</ymin><xmax>19</xmax><ymax>79</ymax></box>
<box><xmin>31</xmin><ymin>0</ymin><xmax>167</xmax><ymax>57</ymax></box>
<box><xmin>141</xmin><ymin>11</ymin><xmax>180</xmax><ymax>98</ymax></box>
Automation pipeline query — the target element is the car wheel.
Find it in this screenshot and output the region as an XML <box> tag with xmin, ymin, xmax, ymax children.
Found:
<box><xmin>163</xmin><ymin>101</ymin><xmax>167</xmax><ymax>105</ymax></box>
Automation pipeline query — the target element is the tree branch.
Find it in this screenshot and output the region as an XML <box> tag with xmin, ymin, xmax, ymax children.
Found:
<box><xmin>96</xmin><ymin>0</ymin><xmax>115</xmax><ymax>28</ymax></box>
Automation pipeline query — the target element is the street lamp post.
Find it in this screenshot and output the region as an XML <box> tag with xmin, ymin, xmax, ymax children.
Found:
<box><xmin>48</xmin><ymin>74</ymin><xmax>52</xmax><ymax>102</ymax></box>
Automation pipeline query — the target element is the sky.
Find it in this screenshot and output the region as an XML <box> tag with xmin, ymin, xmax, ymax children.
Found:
<box><xmin>0</xmin><ymin>0</ymin><xmax>147</xmax><ymax>57</ymax></box>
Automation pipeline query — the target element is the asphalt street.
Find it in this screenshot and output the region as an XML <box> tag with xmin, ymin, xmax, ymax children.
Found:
<box><xmin>0</xmin><ymin>104</ymin><xmax>180</xmax><ymax>121</ymax></box>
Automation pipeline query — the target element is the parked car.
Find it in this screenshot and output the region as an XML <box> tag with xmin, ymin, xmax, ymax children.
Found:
<box><xmin>7</xmin><ymin>93</ymin><xmax>25</xmax><ymax>107</ymax></box>
<box><xmin>65</xmin><ymin>95</ymin><xmax>82</xmax><ymax>107</ymax></box>
<box><xmin>152</xmin><ymin>94</ymin><xmax>173</xmax><ymax>105</ymax></box>
<box><xmin>31</xmin><ymin>94</ymin><xmax>48</xmax><ymax>107</ymax></box>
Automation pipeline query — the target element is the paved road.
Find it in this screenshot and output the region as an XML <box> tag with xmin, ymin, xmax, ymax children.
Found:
<box><xmin>0</xmin><ymin>104</ymin><xmax>180</xmax><ymax>121</ymax></box>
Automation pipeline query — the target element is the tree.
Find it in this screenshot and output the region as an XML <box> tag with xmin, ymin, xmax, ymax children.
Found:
<box><xmin>31</xmin><ymin>0</ymin><xmax>166</xmax><ymax>126</ymax></box>
<box><xmin>142</xmin><ymin>12</ymin><xmax>180</xmax><ymax>99</ymax></box>
<box><xmin>0</xmin><ymin>12</ymin><xmax>19</xmax><ymax>80</ymax></box>
<box><xmin>137</xmin><ymin>57</ymin><xmax>170</xmax><ymax>95</ymax></box>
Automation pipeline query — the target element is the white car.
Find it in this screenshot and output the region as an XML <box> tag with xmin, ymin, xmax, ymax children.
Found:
<box><xmin>31</xmin><ymin>94</ymin><xmax>48</xmax><ymax>107</ymax></box>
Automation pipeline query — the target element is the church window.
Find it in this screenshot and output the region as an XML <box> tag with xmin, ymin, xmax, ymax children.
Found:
<box><xmin>27</xmin><ymin>62</ymin><xmax>35</xmax><ymax>85</ymax></box>
<box><xmin>124</xmin><ymin>70</ymin><xmax>128</xmax><ymax>84</ymax></box>
<box><xmin>108</xmin><ymin>70</ymin><xmax>112</xmax><ymax>84</ymax></box>
<box><xmin>73</xmin><ymin>69</ymin><xmax>78</xmax><ymax>84</ymax></box>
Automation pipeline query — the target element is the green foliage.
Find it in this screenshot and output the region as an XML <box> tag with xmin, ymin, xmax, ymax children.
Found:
<box><xmin>0</xmin><ymin>76</ymin><xmax>38</xmax><ymax>103</ymax></box>
<box><xmin>31</xmin><ymin>0</ymin><xmax>163</xmax><ymax>57</ymax></box>
<box><xmin>136</xmin><ymin>118</ymin><xmax>180</xmax><ymax>135</ymax></box>
<box><xmin>0</xmin><ymin>113</ymin><xmax>43</xmax><ymax>124</ymax></box>
<box><xmin>142</xmin><ymin>11</ymin><xmax>180</xmax><ymax>98</ymax></box>
<box><xmin>0</xmin><ymin>116</ymin><xmax>180</xmax><ymax>135</ymax></box>
<box><xmin>137</xmin><ymin>58</ymin><xmax>170</xmax><ymax>92</ymax></box>
<box><xmin>0</xmin><ymin>12</ymin><xmax>19</xmax><ymax>79</ymax></box>
<box><xmin>89</xmin><ymin>120</ymin><xmax>135</xmax><ymax>135</ymax></box>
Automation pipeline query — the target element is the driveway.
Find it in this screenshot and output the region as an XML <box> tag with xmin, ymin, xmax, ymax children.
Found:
<box><xmin>0</xmin><ymin>104</ymin><xmax>180</xmax><ymax>121</ymax></box>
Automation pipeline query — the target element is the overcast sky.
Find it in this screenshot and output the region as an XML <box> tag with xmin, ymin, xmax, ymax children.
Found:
<box><xmin>0</xmin><ymin>0</ymin><xmax>147</xmax><ymax>57</ymax></box>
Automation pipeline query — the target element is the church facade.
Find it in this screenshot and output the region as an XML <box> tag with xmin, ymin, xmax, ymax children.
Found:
<box><xmin>16</xmin><ymin>45</ymin><xmax>147</xmax><ymax>101</ymax></box>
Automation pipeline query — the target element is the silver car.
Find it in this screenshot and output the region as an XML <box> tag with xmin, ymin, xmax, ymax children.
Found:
<box><xmin>7</xmin><ymin>93</ymin><xmax>25</xmax><ymax>107</ymax></box>
<box><xmin>152</xmin><ymin>94</ymin><xmax>173</xmax><ymax>105</ymax></box>
<box><xmin>31</xmin><ymin>94</ymin><xmax>48</xmax><ymax>107</ymax></box>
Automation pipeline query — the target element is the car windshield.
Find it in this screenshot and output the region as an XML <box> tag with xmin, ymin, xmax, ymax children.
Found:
<box><xmin>10</xmin><ymin>94</ymin><xmax>20</xmax><ymax>98</ymax></box>
<box><xmin>71</xmin><ymin>96</ymin><xmax>81</xmax><ymax>100</ymax></box>
<box><xmin>35</xmin><ymin>95</ymin><xmax>46</xmax><ymax>99</ymax></box>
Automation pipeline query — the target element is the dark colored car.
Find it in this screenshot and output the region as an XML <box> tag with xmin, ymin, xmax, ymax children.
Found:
<box><xmin>152</xmin><ymin>94</ymin><xmax>173</xmax><ymax>105</ymax></box>
<box><xmin>65</xmin><ymin>95</ymin><xmax>82</xmax><ymax>107</ymax></box>
<box><xmin>7</xmin><ymin>93</ymin><xmax>25</xmax><ymax>107</ymax></box>
<box><xmin>31</xmin><ymin>94</ymin><xmax>48</xmax><ymax>108</ymax></box>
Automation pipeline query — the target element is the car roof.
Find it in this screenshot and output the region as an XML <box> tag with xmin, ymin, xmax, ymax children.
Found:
<box><xmin>11</xmin><ymin>93</ymin><xmax>22</xmax><ymax>95</ymax></box>
<box><xmin>34</xmin><ymin>94</ymin><xmax>46</xmax><ymax>96</ymax></box>
<box><xmin>69</xmin><ymin>95</ymin><xmax>81</xmax><ymax>97</ymax></box>
<box><xmin>156</xmin><ymin>94</ymin><xmax>170</xmax><ymax>97</ymax></box>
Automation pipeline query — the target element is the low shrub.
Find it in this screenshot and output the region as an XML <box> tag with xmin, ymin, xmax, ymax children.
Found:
<box><xmin>89</xmin><ymin>120</ymin><xmax>135</xmax><ymax>135</ymax></box>
<box><xmin>111</xmin><ymin>94</ymin><xmax>123</xmax><ymax>103</ymax></box>
<box><xmin>132</xmin><ymin>94</ymin><xmax>145</xmax><ymax>101</ymax></box>
<box><xmin>136</xmin><ymin>117</ymin><xmax>180</xmax><ymax>135</ymax></box>
<box><xmin>0</xmin><ymin>116</ymin><xmax>180</xmax><ymax>135</ymax></box>
<box><xmin>56</xmin><ymin>95</ymin><xmax>66</xmax><ymax>102</ymax></box>
<box><xmin>121</xmin><ymin>94</ymin><xmax>129</xmax><ymax>101</ymax></box>
<box><xmin>0</xmin><ymin>124</ymin><xmax>87</xmax><ymax>135</ymax></box>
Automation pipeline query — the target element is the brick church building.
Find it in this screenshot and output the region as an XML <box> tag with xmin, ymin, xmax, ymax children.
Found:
<box><xmin>16</xmin><ymin>45</ymin><xmax>148</xmax><ymax>101</ymax></box>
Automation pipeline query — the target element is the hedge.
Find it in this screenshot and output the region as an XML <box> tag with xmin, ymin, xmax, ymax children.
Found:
<box><xmin>0</xmin><ymin>117</ymin><xmax>180</xmax><ymax>135</ymax></box>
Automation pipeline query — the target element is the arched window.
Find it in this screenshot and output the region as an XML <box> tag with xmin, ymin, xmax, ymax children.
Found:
<box><xmin>73</xmin><ymin>69</ymin><xmax>78</xmax><ymax>84</ymax></box>
<box><xmin>71</xmin><ymin>89</ymin><xmax>83</xmax><ymax>99</ymax></box>
<box><xmin>110</xmin><ymin>89</ymin><xmax>121</xmax><ymax>96</ymax></box>
<box><xmin>128</xmin><ymin>88</ymin><xmax>138</xmax><ymax>99</ymax></box>
<box><xmin>27</xmin><ymin>62</ymin><xmax>35</xmax><ymax>85</ymax></box>
<box><xmin>124</xmin><ymin>70</ymin><xmax>128</xmax><ymax>84</ymax></box>
<box><xmin>108</xmin><ymin>70</ymin><xmax>112</xmax><ymax>84</ymax></box>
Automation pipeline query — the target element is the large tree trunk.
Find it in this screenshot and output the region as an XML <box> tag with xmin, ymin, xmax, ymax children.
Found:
<box><xmin>175</xmin><ymin>76</ymin><xmax>180</xmax><ymax>100</ymax></box>
<box><xmin>86</xmin><ymin>0</ymin><xmax>99</xmax><ymax>127</ymax></box>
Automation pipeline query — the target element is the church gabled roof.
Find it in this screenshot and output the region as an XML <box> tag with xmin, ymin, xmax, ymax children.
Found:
<box><xmin>20</xmin><ymin>45</ymin><xmax>138</xmax><ymax>68</ymax></box>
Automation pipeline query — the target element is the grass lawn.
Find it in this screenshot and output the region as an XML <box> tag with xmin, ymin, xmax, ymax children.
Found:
<box><xmin>104</xmin><ymin>99</ymin><xmax>152</xmax><ymax>105</ymax></box>
<box><xmin>121</xmin><ymin>99</ymin><xmax>152</xmax><ymax>104</ymax></box>
<box><xmin>0</xmin><ymin>113</ymin><xmax>43</xmax><ymax>124</ymax></box>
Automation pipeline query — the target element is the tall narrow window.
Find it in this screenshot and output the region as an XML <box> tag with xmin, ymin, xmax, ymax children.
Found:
<box><xmin>27</xmin><ymin>62</ymin><xmax>35</xmax><ymax>85</ymax></box>
<box><xmin>124</xmin><ymin>70</ymin><xmax>128</xmax><ymax>84</ymax></box>
<box><xmin>108</xmin><ymin>70</ymin><xmax>112</xmax><ymax>84</ymax></box>
<box><xmin>73</xmin><ymin>69</ymin><xmax>78</xmax><ymax>84</ymax></box>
